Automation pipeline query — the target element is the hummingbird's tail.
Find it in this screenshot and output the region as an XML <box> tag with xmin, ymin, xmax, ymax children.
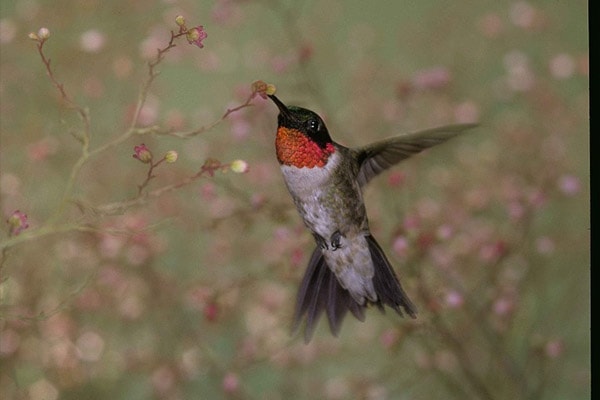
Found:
<box><xmin>292</xmin><ymin>235</ymin><xmax>417</xmax><ymax>343</ymax></box>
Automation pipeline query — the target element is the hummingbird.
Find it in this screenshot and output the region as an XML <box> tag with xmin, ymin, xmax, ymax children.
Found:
<box><xmin>268</xmin><ymin>94</ymin><xmax>476</xmax><ymax>342</ymax></box>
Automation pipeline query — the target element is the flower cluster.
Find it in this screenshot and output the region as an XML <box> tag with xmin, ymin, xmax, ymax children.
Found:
<box><xmin>251</xmin><ymin>80</ymin><xmax>277</xmax><ymax>99</ymax></box>
<box><xmin>28</xmin><ymin>27</ymin><xmax>50</xmax><ymax>42</ymax></box>
<box><xmin>175</xmin><ymin>15</ymin><xmax>207</xmax><ymax>49</ymax></box>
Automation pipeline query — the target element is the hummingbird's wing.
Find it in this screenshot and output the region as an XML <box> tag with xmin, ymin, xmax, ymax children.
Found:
<box><xmin>356</xmin><ymin>123</ymin><xmax>477</xmax><ymax>187</ymax></box>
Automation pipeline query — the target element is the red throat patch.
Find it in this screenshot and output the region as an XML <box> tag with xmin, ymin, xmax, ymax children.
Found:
<box><xmin>276</xmin><ymin>127</ymin><xmax>335</xmax><ymax>168</ymax></box>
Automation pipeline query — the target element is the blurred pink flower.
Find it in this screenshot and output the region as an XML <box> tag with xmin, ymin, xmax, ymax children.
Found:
<box><xmin>133</xmin><ymin>143</ymin><xmax>153</xmax><ymax>163</ymax></box>
<box><xmin>493</xmin><ymin>296</ymin><xmax>515</xmax><ymax>316</ymax></box>
<box><xmin>27</xmin><ymin>137</ymin><xmax>58</xmax><ymax>161</ymax></box>
<box><xmin>549</xmin><ymin>53</ymin><xmax>576</xmax><ymax>79</ymax></box>
<box><xmin>152</xmin><ymin>365</ymin><xmax>176</xmax><ymax>395</ymax></box>
<box><xmin>479</xmin><ymin>240</ymin><xmax>508</xmax><ymax>262</ymax></box>
<box><xmin>298</xmin><ymin>43</ymin><xmax>314</xmax><ymax>63</ymax></box>
<box><xmin>478</xmin><ymin>13</ymin><xmax>504</xmax><ymax>38</ymax></box>
<box><xmin>436</xmin><ymin>224</ymin><xmax>454</xmax><ymax>241</ymax></box>
<box><xmin>7</xmin><ymin>209</ymin><xmax>29</xmax><ymax>236</ymax></box>
<box><xmin>222</xmin><ymin>372</ymin><xmax>239</xmax><ymax>394</ymax></box>
<box><xmin>535</xmin><ymin>236</ymin><xmax>555</xmax><ymax>255</ymax></box>
<box><xmin>79</xmin><ymin>29</ymin><xmax>106</xmax><ymax>53</ymax></box>
<box><xmin>211</xmin><ymin>0</ymin><xmax>243</xmax><ymax>26</ymax></box>
<box><xmin>387</xmin><ymin>171</ymin><xmax>406</xmax><ymax>187</ymax></box>
<box><xmin>392</xmin><ymin>235</ymin><xmax>409</xmax><ymax>257</ymax></box>
<box><xmin>204</xmin><ymin>302</ymin><xmax>219</xmax><ymax>322</ymax></box>
<box><xmin>558</xmin><ymin>174</ymin><xmax>581</xmax><ymax>196</ymax></box>
<box><xmin>291</xmin><ymin>247</ymin><xmax>305</xmax><ymax>267</ymax></box>
<box><xmin>76</xmin><ymin>331</ymin><xmax>105</xmax><ymax>362</ymax></box>
<box><xmin>509</xmin><ymin>1</ymin><xmax>538</xmax><ymax>30</ymax></box>
<box><xmin>417</xmin><ymin>232</ymin><xmax>435</xmax><ymax>251</ymax></box>
<box><xmin>444</xmin><ymin>290</ymin><xmax>464</xmax><ymax>309</ymax></box>
<box><xmin>380</xmin><ymin>328</ymin><xmax>401</xmax><ymax>349</ymax></box>
<box><xmin>545</xmin><ymin>339</ymin><xmax>565</xmax><ymax>359</ymax></box>
<box><xmin>403</xmin><ymin>215</ymin><xmax>420</xmax><ymax>231</ymax></box>
<box><xmin>186</xmin><ymin>26</ymin><xmax>207</xmax><ymax>48</ymax></box>
<box><xmin>412</xmin><ymin>66</ymin><xmax>451</xmax><ymax>91</ymax></box>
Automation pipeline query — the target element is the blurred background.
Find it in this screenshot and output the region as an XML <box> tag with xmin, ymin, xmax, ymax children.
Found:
<box><xmin>0</xmin><ymin>1</ymin><xmax>589</xmax><ymax>399</ymax></box>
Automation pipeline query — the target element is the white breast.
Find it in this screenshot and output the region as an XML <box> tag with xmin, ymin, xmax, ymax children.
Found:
<box><xmin>280</xmin><ymin>151</ymin><xmax>341</xmax><ymax>199</ymax></box>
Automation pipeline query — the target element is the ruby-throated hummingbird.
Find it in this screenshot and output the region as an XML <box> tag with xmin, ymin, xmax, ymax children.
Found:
<box><xmin>268</xmin><ymin>94</ymin><xmax>476</xmax><ymax>342</ymax></box>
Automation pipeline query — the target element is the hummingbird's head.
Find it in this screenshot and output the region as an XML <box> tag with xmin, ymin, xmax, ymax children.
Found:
<box><xmin>268</xmin><ymin>95</ymin><xmax>335</xmax><ymax>168</ymax></box>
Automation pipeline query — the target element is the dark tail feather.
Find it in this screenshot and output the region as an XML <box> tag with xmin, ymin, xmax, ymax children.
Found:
<box><xmin>293</xmin><ymin>238</ymin><xmax>414</xmax><ymax>342</ymax></box>
<box><xmin>366</xmin><ymin>235</ymin><xmax>417</xmax><ymax>318</ymax></box>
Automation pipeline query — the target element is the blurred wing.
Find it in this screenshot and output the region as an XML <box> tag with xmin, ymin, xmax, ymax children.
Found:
<box><xmin>356</xmin><ymin>123</ymin><xmax>477</xmax><ymax>187</ymax></box>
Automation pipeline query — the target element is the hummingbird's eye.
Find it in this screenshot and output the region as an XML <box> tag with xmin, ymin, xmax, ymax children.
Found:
<box><xmin>307</xmin><ymin>118</ymin><xmax>320</xmax><ymax>132</ymax></box>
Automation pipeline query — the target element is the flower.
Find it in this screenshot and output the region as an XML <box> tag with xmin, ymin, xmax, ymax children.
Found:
<box><xmin>38</xmin><ymin>27</ymin><xmax>50</xmax><ymax>40</ymax></box>
<box><xmin>230</xmin><ymin>159</ymin><xmax>249</xmax><ymax>173</ymax></box>
<box><xmin>186</xmin><ymin>26</ymin><xmax>207</xmax><ymax>48</ymax></box>
<box><xmin>7</xmin><ymin>210</ymin><xmax>29</xmax><ymax>236</ymax></box>
<box><xmin>164</xmin><ymin>150</ymin><xmax>178</xmax><ymax>163</ymax></box>
<box><xmin>133</xmin><ymin>144</ymin><xmax>153</xmax><ymax>163</ymax></box>
<box><xmin>251</xmin><ymin>80</ymin><xmax>277</xmax><ymax>99</ymax></box>
<box><xmin>175</xmin><ymin>15</ymin><xmax>186</xmax><ymax>27</ymax></box>
<box><xmin>29</xmin><ymin>27</ymin><xmax>50</xmax><ymax>42</ymax></box>
<box><xmin>558</xmin><ymin>174</ymin><xmax>581</xmax><ymax>196</ymax></box>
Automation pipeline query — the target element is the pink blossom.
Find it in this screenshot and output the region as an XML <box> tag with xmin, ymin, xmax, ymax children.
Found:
<box><xmin>79</xmin><ymin>29</ymin><xmax>106</xmax><ymax>53</ymax></box>
<box><xmin>380</xmin><ymin>329</ymin><xmax>401</xmax><ymax>349</ymax></box>
<box><xmin>545</xmin><ymin>339</ymin><xmax>565</xmax><ymax>359</ymax></box>
<box><xmin>186</xmin><ymin>26</ymin><xmax>207</xmax><ymax>48</ymax></box>
<box><xmin>152</xmin><ymin>365</ymin><xmax>176</xmax><ymax>394</ymax></box>
<box><xmin>558</xmin><ymin>174</ymin><xmax>581</xmax><ymax>196</ymax></box>
<box><xmin>412</xmin><ymin>66</ymin><xmax>451</xmax><ymax>91</ymax></box>
<box><xmin>392</xmin><ymin>235</ymin><xmax>409</xmax><ymax>257</ymax></box>
<box><xmin>387</xmin><ymin>171</ymin><xmax>406</xmax><ymax>187</ymax></box>
<box><xmin>536</xmin><ymin>236</ymin><xmax>555</xmax><ymax>255</ymax></box>
<box><xmin>133</xmin><ymin>143</ymin><xmax>152</xmax><ymax>163</ymax></box>
<box><xmin>7</xmin><ymin>210</ymin><xmax>29</xmax><ymax>236</ymax></box>
<box><xmin>204</xmin><ymin>302</ymin><xmax>219</xmax><ymax>322</ymax></box>
<box><xmin>444</xmin><ymin>291</ymin><xmax>464</xmax><ymax>309</ymax></box>
<box><xmin>222</xmin><ymin>372</ymin><xmax>239</xmax><ymax>394</ymax></box>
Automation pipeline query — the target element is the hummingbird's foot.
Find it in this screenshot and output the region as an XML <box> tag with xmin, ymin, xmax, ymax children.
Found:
<box><xmin>330</xmin><ymin>230</ymin><xmax>344</xmax><ymax>251</ymax></box>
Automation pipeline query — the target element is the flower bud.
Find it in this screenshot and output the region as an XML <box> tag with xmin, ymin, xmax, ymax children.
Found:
<box><xmin>230</xmin><ymin>159</ymin><xmax>249</xmax><ymax>174</ymax></box>
<box><xmin>175</xmin><ymin>15</ymin><xmax>186</xmax><ymax>27</ymax></box>
<box><xmin>133</xmin><ymin>144</ymin><xmax>153</xmax><ymax>163</ymax></box>
<box><xmin>265</xmin><ymin>83</ymin><xmax>277</xmax><ymax>96</ymax></box>
<box><xmin>38</xmin><ymin>27</ymin><xmax>50</xmax><ymax>40</ymax></box>
<box><xmin>164</xmin><ymin>150</ymin><xmax>178</xmax><ymax>163</ymax></box>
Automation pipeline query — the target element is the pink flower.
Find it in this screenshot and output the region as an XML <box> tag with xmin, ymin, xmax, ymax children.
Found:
<box><xmin>222</xmin><ymin>372</ymin><xmax>239</xmax><ymax>394</ymax></box>
<box><xmin>412</xmin><ymin>66</ymin><xmax>451</xmax><ymax>91</ymax></box>
<box><xmin>7</xmin><ymin>210</ymin><xmax>29</xmax><ymax>236</ymax></box>
<box><xmin>204</xmin><ymin>302</ymin><xmax>219</xmax><ymax>322</ymax></box>
<box><xmin>558</xmin><ymin>174</ymin><xmax>581</xmax><ymax>196</ymax></box>
<box><xmin>133</xmin><ymin>143</ymin><xmax>152</xmax><ymax>163</ymax></box>
<box><xmin>444</xmin><ymin>291</ymin><xmax>464</xmax><ymax>309</ymax></box>
<box><xmin>186</xmin><ymin>26</ymin><xmax>207</xmax><ymax>48</ymax></box>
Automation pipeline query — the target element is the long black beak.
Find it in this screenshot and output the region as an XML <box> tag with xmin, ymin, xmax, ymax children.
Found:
<box><xmin>268</xmin><ymin>94</ymin><xmax>293</xmax><ymax>120</ymax></box>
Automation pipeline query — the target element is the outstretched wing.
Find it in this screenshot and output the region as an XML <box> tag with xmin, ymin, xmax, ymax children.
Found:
<box><xmin>356</xmin><ymin>123</ymin><xmax>477</xmax><ymax>187</ymax></box>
